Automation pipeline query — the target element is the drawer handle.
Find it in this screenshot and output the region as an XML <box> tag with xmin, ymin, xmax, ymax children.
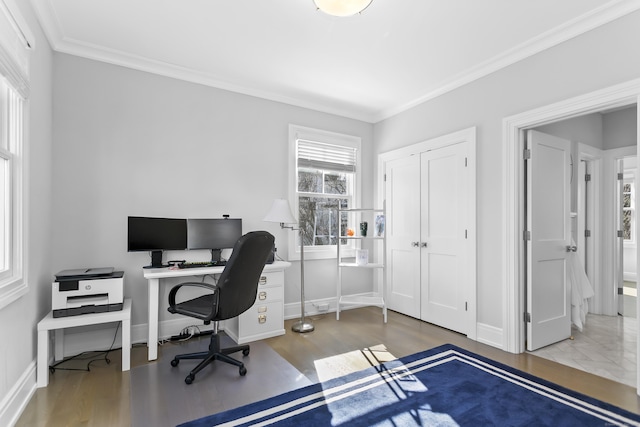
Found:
<box><xmin>258</xmin><ymin>291</ymin><xmax>267</xmax><ymax>300</ymax></box>
<box><xmin>259</xmin><ymin>276</ymin><xmax>267</xmax><ymax>285</ymax></box>
<box><xmin>258</xmin><ymin>314</ymin><xmax>267</xmax><ymax>324</ymax></box>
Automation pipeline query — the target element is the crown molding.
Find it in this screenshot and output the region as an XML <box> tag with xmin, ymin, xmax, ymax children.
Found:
<box><xmin>373</xmin><ymin>0</ymin><xmax>640</xmax><ymax>122</ymax></box>
<box><xmin>31</xmin><ymin>0</ymin><xmax>640</xmax><ymax>124</ymax></box>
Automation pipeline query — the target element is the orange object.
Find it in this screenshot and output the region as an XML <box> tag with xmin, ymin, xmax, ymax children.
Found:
<box><xmin>346</xmin><ymin>228</ymin><xmax>355</xmax><ymax>236</ymax></box>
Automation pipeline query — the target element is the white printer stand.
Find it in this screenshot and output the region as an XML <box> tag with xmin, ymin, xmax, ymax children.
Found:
<box><xmin>37</xmin><ymin>298</ymin><xmax>131</xmax><ymax>388</ymax></box>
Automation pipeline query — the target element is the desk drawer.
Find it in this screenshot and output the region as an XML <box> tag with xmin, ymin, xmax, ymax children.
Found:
<box><xmin>242</xmin><ymin>301</ymin><xmax>283</xmax><ymax>337</ymax></box>
<box><xmin>254</xmin><ymin>286</ymin><xmax>283</xmax><ymax>304</ymax></box>
<box><xmin>258</xmin><ymin>271</ymin><xmax>284</xmax><ymax>287</ymax></box>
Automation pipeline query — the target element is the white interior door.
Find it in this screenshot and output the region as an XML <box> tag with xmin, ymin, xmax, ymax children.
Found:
<box><xmin>420</xmin><ymin>143</ymin><xmax>469</xmax><ymax>334</ymax></box>
<box><xmin>527</xmin><ymin>130</ymin><xmax>572</xmax><ymax>351</ymax></box>
<box><xmin>385</xmin><ymin>155</ymin><xmax>421</xmax><ymax>318</ymax></box>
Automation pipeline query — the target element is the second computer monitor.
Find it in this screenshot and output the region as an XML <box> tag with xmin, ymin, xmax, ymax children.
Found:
<box><xmin>187</xmin><ymin>218</ymin><xmax>242</xmax><ymax>263</ymax></box>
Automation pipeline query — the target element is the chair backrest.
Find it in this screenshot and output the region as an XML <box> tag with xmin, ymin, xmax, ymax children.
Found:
<box><xmin>214</xmin><ymin>231</ymin><xmax>275</xmax><ymax>321</ymax></box>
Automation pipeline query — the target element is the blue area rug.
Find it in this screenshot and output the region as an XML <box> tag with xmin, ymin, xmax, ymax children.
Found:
<box><xmin>178</xmin><ymin>344</ymin><xmax>640</xmax><ymax>426</ymax></box>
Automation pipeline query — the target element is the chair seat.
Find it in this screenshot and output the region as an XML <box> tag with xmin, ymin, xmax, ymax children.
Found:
<box><xmin>169</xmin><ymin>294</ymin><xmax>217</xmax><ymax>321</ymax></box>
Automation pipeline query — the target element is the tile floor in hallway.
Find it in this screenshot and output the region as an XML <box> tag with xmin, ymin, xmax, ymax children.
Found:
<box><xmin>530</xmin><ymin>311</ymin><xmax>637</xmax><ymax>387</ymax></box>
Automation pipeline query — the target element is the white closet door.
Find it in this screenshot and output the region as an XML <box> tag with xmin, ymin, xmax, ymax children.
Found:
<box><xmin>385</xmin><ymin>155</ymin><xmax>421</xmax><ymax>318</ymax></box>
<box><xmin>420</xmin><ymin>142</ymin><xmax>469</xmax><ymax>334</ymax></box>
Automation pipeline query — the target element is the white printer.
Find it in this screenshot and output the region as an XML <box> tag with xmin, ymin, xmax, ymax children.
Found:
<box><xmin>52</xmin><ymin>268</ymin><xmax>124</xmax><ymax>318</ymax></box>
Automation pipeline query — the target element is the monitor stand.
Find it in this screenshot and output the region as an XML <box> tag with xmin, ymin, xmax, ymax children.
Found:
<box><xmin>143</xmin><ymin>250</ymin><xmax>165</xmax><ymax>269</ymax></box>
<box><xmin>210</xmin><ymin>249</ymin><xmax>222</xmax><ymax>264</ymax></box>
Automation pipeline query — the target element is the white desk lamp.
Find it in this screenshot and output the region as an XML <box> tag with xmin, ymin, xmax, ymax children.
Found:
<box><xmin>263</xmin><ymin>199</ymin><xmax>314</xmax><ymax>333</ymax></box>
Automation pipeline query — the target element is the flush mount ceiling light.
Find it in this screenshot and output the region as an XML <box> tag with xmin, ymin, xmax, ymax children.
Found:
<box><xmin>313</xmin><ymin>0</ymin><xmax>373</xmax><ymax>17</ymax></box>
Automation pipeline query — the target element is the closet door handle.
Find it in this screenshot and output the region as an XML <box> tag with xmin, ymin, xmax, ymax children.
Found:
<box><xmin>421</xmin><ymin>242</ymin><xmax>427</xmax><ymax>248</ymax></box>
<box><xmin>412</xmin><ymin>241</ymin><xmax>420</xmax><ymax>247</ymax></box>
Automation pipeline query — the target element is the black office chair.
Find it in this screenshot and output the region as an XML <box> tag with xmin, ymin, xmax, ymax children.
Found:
<box><xmin>167</xmin><ymin>231</ymin><xmax>275</xmax><ymax>384</ymax></box>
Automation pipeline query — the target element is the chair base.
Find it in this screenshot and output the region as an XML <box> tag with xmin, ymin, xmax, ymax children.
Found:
<box><xmin>170</xmin><ymin>331</ymin><xmax>249</xmax><ymax>384</ymax></box>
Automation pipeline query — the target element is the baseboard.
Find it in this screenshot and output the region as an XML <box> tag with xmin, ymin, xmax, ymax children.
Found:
<box><xmin>283</xmin><ymin>295</ymin><xmax>379</xmax><ymax>319</ymax></box>
<box><xmin>476</xmin><ymin>322</ymin><xmax>504</xmax><ymax>350</ymax></box>
<box><xmin>0</xmin><ymin>360</ymin><xmax>36</xmax><ymax>427</ymax></box>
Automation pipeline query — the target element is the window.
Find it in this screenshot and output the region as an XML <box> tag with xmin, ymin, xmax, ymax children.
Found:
<box><xmin>623</xmin><ymin>175</ymin><xmax>635</xmax><ymax>244</ymax></box>
<box><xmin>0</xmin><ymin>0</ymin><xmax>31</xmax><ymax>308</ymax></box>
<box><xmin>289</xmin><ymin>125</ymin><xmax>361</xmax><ymax>260</ymax></box>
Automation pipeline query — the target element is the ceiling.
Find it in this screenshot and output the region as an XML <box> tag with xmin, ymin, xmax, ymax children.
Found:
<box><xmin>30</xmin><ymin>0</ymin><xmax>639</xmax><ymax>123</ymax></box>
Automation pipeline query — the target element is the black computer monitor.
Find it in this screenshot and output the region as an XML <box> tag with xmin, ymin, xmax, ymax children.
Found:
<box><xmin>127</xmin><ymin>216</ymin><xmax>187</xmax><ymax>268</ymax></box>
<box><xmin>187</xmin><ymin>218</ymin><xmax>242</xmax><ymax>263</ymax></box>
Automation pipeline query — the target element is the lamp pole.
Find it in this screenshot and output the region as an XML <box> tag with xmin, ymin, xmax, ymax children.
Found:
<box><xmin>291</xmin><ymin>227</ymin><xmax>314</xmax><ymax>333</ymax></box>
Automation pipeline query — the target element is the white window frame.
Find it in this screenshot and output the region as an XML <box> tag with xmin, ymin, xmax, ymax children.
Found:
<box><xmin>288</xmin><ymin>124</ymin><xmax>361</xmax><ymax>260</ymax></box>
<box><xmin>0</xmin><ymin>0</ymin><xmax>31</xmax><ymax>309</ymax></box>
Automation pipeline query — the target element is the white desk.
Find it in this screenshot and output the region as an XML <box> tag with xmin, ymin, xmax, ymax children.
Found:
<box><xmin>143</xmin><ymin>261</ymin><xmax>290</xmax><ymax>361</ymax></box>
<box><xmin>37</xmin><ymin>298</ymin><xmax>131</xmax><ymax>388</ymax></box>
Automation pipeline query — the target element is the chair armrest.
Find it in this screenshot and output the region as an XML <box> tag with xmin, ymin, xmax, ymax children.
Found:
<box><xmin>168</xmin><ymin>281</ymin><xmax>218</xmax><ymax>307</ymax></box>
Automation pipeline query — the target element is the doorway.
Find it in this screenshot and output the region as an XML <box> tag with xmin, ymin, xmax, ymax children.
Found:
<box><xmin>525</xmin><ymin>115</ymin><xmax>637</xmax><ymax>387</ymax></box>
<box><xmin>502</xmin><ymin>78</ymin><xmax>640</xmax><ymax>392</ymax></box>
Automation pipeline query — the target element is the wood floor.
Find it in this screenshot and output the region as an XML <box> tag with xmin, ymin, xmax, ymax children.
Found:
<box><xmin>17</xmin><ymin>307</ymin><xmax>640</xmax><ymax>426</ymax></box>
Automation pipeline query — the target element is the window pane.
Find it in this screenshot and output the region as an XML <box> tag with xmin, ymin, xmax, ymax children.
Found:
<box><xmin>624</xmin><ymin>183</ymin><xmax>631</xmax><ymax>193</ymax></box>
<box><xmin>624</xmin><ymin>192</ymin><xmax>631</xmax><ymax>208</ymax></box>
<box><xmin>324</xmin><ymin>172</ymin><xmax>347</xmax><ymax>195</ymax></box>
<box><xmin>299</xmin><ymin>196</ymin><xmax>348</xmax><ymax>246</ymax></box>
<box><xmin>298</xmin><ymin>170</ymin><xmax>322</xmax><ymax>193</ymax></box>
<box><xmin>623</xmin><ymin>209</ymin><xmax>631</xmax><ymax>240</ymax></box>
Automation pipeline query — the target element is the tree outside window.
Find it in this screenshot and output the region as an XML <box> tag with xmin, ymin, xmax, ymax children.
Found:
<box><xmin>623</xmin><ymin>177</ymin><xmax>635</xmax><ymax>244</ymax></box>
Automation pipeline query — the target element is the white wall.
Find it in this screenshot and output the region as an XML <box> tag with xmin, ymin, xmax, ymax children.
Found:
<box><xmin>373</xmin><ymin>11</ymin><xmax>640</xmax><ymax>339</ymax></box>
<box><xmin>0</xmin><ymin>1</ymin><xmax>53</xmax><ymax>424</ymax></box>
<box><xmin>51</xmin><ymin>54</ymin><xmax>374</xmax><ymax>330</ymax></box>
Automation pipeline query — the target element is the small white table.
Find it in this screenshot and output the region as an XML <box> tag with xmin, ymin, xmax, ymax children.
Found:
<box><xmin>37</xmin><ymin>298</ymin><xmax>132</xmax><ymax>388</ymax></box>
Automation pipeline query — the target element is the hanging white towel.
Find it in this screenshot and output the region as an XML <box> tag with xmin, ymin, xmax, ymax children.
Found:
<box><xmin>568</xmin><ymin>239</ymin><xmax>595</xmax><ymax>331</ymax></box>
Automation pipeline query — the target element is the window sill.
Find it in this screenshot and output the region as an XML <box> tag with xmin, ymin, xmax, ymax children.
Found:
<box><xmin>287</xmin><ymin>247</ymin><xmax>356</xmax><ymax>261</ymax></box>
<box><xmin>0</xmin><ymin>277</ymin><xmax>27</xmax><ymax>310</ymax></box>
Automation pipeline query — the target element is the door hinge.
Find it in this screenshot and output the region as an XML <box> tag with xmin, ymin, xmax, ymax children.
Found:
<box><xmin>618</xmin><ymin>287</ymin><xmax>624</xmax><ymax>295</ymax></box>
<box><xmin>618</xmin><ymin>230</ymin><xmax>624</xmax><ymax>238</ymax></box>
<box><xmin>465</xmin><ymin>302</ymin><xmax>468</xmax><ymax>311</ymax></box>
<box><xmin>585</xmin><ymin>229</ymin><xmax>591</xmax><ymax>237</ymax></box>
<box><xmin>384</xmin><ymin>173</ymin><xmax>387</xmax><ymax>182</ymax></box>
<box><xmin>618</xmin><ymin>173</ymin><xmax>624</xmax><ymax>180</ymax></box>
<box><xmin>465</xmin><ymin>157</ymin><xmax>468</xmax><ymax>167</ymax></box>
<box><xmin>523</xmin><ymin>230</ymin><xmax>531</xmax><ymax>241</ymax></box>
<box><xmin>523</xmin><ymin>149</ymin><xmax>531</xmax><ymax>160</ymax></box>
<box><xmin>524</xmin><ymin>312</ymin><xmax>531</xmax><ymax>323</ymax></box>
<box><xmin>585</xmin><ymin>173</ymin><xmax>591</xmax><ymax>182</ymax></box>
<box><xmin>465</xmin><ymin>229</ymin><xmax>468</xmax><ymax>239</ymax></box>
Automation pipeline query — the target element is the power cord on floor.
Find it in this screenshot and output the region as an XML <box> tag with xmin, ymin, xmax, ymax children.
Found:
<box><xmin>49</xmin><ymin>321</ymin><xmax>121</xmax><ymax>373</ymax></box>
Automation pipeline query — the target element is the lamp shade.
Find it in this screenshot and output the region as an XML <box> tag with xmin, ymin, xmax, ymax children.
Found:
<box><xmin>313</xmin><ymin>0</ymin><xmax>372</xmax><ymax>17</ymax></box>
<box><xmin>263</xmin><ymin>199</ymin><xmax>297</xmax><ymax>225</ymax></box>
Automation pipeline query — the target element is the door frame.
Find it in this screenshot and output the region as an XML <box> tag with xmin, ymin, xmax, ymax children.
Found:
<box><xmin>377</xmin><ymin>126</ymin><xmax>477</xmax><ymax>340</ymax></box>
<box><xmin>502</xmin><ymin>78</ymin><xmax>640</xmax><ymax>391</ymax></box>
<box><xmin>604</xmin><ymin>147</ymin><xmax>637</xmax><ymax>316</ymax></box>
<box><xmin>576</xmin><ymin>143</ymin><xmax>603</xmax><ymax>315</ymax></box>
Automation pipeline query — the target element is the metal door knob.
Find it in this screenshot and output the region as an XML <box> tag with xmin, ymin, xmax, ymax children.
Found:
<box><xmin>421</xmin><ymin>242</ymin><xmax>427</xmax><ymax>248</ymax></box>
<box><xmin>412</xmin><ymin>242</ymin><xmax>420</xmax><ymax>247</ymax></box>
<box><xmin>566</xmin><ymin>245</ymin><xmax>577</xmax><ymax>252</ymax></box>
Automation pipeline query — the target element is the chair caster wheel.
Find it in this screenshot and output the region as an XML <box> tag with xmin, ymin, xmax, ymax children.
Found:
<box><xmin>239</xmin><ymin>366</ymin><xmax>247</xmax><ymax>376</ymax></box>
<box><xmin>171</xmin><ymin>359</ymin><xmax>179</xmax><ymax>367</ymax></box>
<box><xmin>243</xmin><ymin>348</ymin><xmax>250</xmax><ymax>356</ymax></box>
<box><xmin>185</xmin><ymin>374</ymin><xmax>194</xmax><ymax>384</ymax></box>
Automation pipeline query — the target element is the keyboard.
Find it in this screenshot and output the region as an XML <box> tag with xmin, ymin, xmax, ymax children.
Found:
<box><xmin>178</xmin><ymin>261</ymin><xmax>226</xmax><ymax>269</ymax></box>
